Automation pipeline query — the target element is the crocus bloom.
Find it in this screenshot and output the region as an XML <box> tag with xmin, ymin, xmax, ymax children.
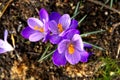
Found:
<box><xmin>52</xmin><ymin>29</ymin><xmax>89</xmax><ymax>66</ymax></box>
<box><xmin>0</xmin><ymin>30</ymin><xmax>14</xmax><ymax>54</ymax></box>
<box><xmin>48</xmin><ymin>12</ymin><xmax>78</xmax><ymax>44</ymax></box>
<box><xmin>21</xmin><ymin>8</ymin><xmax>49</xmax><ymax>42</ymax></box>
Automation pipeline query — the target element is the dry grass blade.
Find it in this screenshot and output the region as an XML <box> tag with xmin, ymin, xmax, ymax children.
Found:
<box><xmin>88</xmin><ymin>0</ymin><xmax>120</xmax><ymax>15</ymax></box>
<box><xmin>0</xmin><ymin>0</ymin><xmax>13</xmax><ymax>18</ymax></box>
<box><xmin>116</xmin><ymin>43</ymin><xmax>120</xmax><ymax>59</ymax></box>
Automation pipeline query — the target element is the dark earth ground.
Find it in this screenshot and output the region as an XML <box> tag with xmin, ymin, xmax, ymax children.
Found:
<box><xmin>0</xmin><ymin>0</ymin><xmax>120</xmax><ymax>80</ymax></box>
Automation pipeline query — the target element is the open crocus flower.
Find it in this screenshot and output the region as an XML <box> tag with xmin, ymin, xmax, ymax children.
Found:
<box><xmin>52</xmin><ymin>29</ymin><xmax>89</xmax><ymax>66</ymax></box>
<box><xmin>48</xmin><ymin>12</ymin><xmax>78</xmax><ymax>44</ymax></box>
<box><xmin>21</xmin><ymin>8</ymin><xmax>49</xmax><ymax>42</ymax></box>
<box><xmin>0</xmin><ymin>30</ymin><xmax>14</xmax><ymax>54</ymax></box>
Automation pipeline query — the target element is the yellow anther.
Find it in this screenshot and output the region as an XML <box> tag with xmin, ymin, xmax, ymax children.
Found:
<box><xmin>68</xmin><ymin>43</ymin><xmax>75</xmax><ymax>54</ymax></box>
<box><xmin>57</xmin><ymin>23</ymin><xmax>63</xmax><ymax>33</ymax></box>
<box><xmin>34</xmin><ymin>26</ymin><xmax>44</xmax><ymax>32</ymax></box>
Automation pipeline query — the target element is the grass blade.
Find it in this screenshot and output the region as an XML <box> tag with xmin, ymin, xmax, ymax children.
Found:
<box><xmin>71</xmin><ymin>1</ymin><xmax>80</xmax><ymax>19</ymax></box>
<box><xmin>83</xmin><ymin>41</ymin><xmax>104</xmax><ymax>50</ymax></box>
<box><xmin>80</xmin><ymin>29</ymin><xmax>105</xmax><ymax>37</ymax></box>
<box><xmin>38</xmin><ymin>50</ymin><xmax>55</xmax><ymax>62</ymax></box>
<box><xmin>78</xmin><ymin>15</ymin><xmax>87</xmax><ymax>25</ymax></box>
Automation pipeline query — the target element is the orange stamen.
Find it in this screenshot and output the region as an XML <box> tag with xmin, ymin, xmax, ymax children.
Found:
<box><xmin>57</xmin><ymin>23</ymin><xmax>63</xmax><ymax>33</ymax></box>
<box><xmin>68</xmin><ymin>43</ymin><xmax>75</xmax><ymax>54</ymax></box>
<box><xmin>34</xmin><ymin>26</ymin><xmax>44</xmax><ymax>32</ymax></box>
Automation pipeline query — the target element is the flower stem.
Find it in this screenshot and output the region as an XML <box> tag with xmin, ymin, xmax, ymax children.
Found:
<box><xmin>80</xmin><ymin>29</ymin><xmax>105</xmax><ymax>37</ymax></box>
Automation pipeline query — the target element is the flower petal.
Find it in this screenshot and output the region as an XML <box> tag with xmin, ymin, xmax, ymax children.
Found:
<box><xmin>0</xmin><ymin>48</ymin><xmax>6</xmax><ymax>54</ymax></box>
<box><xmin>52</xmin><ymin>50</ymin><xmax>67</xmax><ymax>66</ymax></box>
<box><xmin>72</xmin><ymin>34</ymin><xmax>84</xmax><ymax>51</ymax></box>
<box><xmin>59</xmin><ymin>14</ymin><xmax>71</xmax><ymax>30</ymax></box>
<box><xmin>27</xmin><ymin>18</ymin><xmax>43</xmax><ymax>30</ymax></box>
<box><xmin>39</xmin><ymin>8</ymin><xmax>49</xmax><ymax>23</ymax></box>
<box><xmin>48</xmin><ymin>20</ymin><xmax>58</xmax><ymax>34</ymax></box>
<box><xmin>62</xmin><ymin>29</ymin><xmax>80</xmax><ymax>39</ymax></box>
<box><xmin>4</xmin><ymin>30</ymin><xmax>8</xmax><ymax>41</ymax></box>
<box><xmin>58</xmin><ymin>39</ymin><xmax>70</xmax><ymax>54</ymax></box>
<box><xmin>49</xmin><ymin>34</ymin><xmax>62</xmax><ymax>44</ymax></box>
<box><xmin>44</xmin><ymin>22</ymin><xmax>49</xmax><ymax>32</ymax></box>
<box><xmin>29</xmin><ymin>32</ymin><xmax>44</xmax><ymax>42</ymax></box>
<box><xmin>0</xmin><ymin>39</ymin><xmax>5</xmax><ymax>48</ymax></box>
<box><xmin>42</xmin><ymin>31</ymin><xmax>50</xmax><ymax>42</ymax></box>
<box><xmin>69</xmin><ymin>19</ymin><xmax>78</xmax><ymax>29</ymax></box>
<box><xmin>65</xmin><ymin>49</ymin><xmax>80</xmax><ymax>65</ymax></box>
<box><xmin>0</xmin><ymin>39</ymin><xmax>14</xmax><ymax>52</ymax></box>
<box><xmin>84</xmin><ymin>43</ymin><xmax>92</xmax><ymax>48</ymax></box>
<box><xmin>79</xmin><ymin>51</ymin><xmax>89</xmax><ymax>62</ymax></box>
<box><xmin>21</xmin><ymin>26</ymin><xmax>37</xmax><ymax>39</ymax></box>
<box><xmin>49</xmin><ymin>12</ymin><xmax>61</xmax><ymax>23</ymax></box>
<box><xmin>4</xmin><ymin>41</ymin><xmax>14</xmax><ymax>51</ymax></box>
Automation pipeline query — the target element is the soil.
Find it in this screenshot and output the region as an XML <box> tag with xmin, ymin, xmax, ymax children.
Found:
<box><xmin>0</xmin><ymin>0</ymin><xmax>120</xmax><ymax>80</ymax></box>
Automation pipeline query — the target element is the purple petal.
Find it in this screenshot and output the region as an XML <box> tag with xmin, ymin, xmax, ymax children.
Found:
<box><xmin>0</xmin><ymin>39</ymin><xmax>14</xmax><ymax>52</ymax></box>
<box><xmin>69</xmin><ymin>19</ymin><xmax>78</xmax><ymax>29</ymax></box>
<box><xmin>52</xmin><ymin>50</ymin><xmax>67</xmax><ymax>66</ymax></box>
<box><xmin>79</xmin><ymin>51</ymin><xmax>89</xmax><ymax>62</ymax></box>
<box><xmin>49</xmin><ymin>34</ymin><xmax>62</xmax><ymax>44</ymax></box>
<box><xmin>4</xmin><ymin>30</ymin><xmax>8</xmax><ymax>41</ymax></box>
<box><xmin>0</xmin><ymin>39</ymin><xmax>5</xmax><ymax>48</ymax></box>
<box><xmin>42</xmin><ymin>31</ymin><xmax>50</xmax><ymax>42</ymax></box>
<box><xmin>59</xmin><ymin>14</ymin><xmax>71</xmax><ymax>30</ymax></box>
<box><xmin>72</xmin><ymin>34</ymin><xmax>84</xmax><ymax>51</ymax></box>
<box><xmin>65</xmin><ymin>49</ymin><xmax>80</xmax><ymax>65</ymax></box>
<box><xmin>84</xmin><ymin>43</ymin><xmax>92</xmax><ymax>48</ymax></box>
<box><xmin>0</xmin><ymin>48</ymin><xmax>6</xmax><ymax>54</ymax></box>
<box><xmin>4</xmin><ymin>41</ymin><xmax>14</xmax><ymax>51</ymax></box>
<box><xmin>29</xmin><ymin>32</ymin><xmax>44</xmax><ymax>42</ymax></box>
<box><xmin>58</xmin><ymin>39</ymin><xmax>70</xmax><ymax>54</ymax></box>
<box><xmin>49</xmin><ymin>12</ymin><xmax>61</xmax><ymax>23</ymax></box>
<box><xmin>48</xmin><ymin>21</ymin><xmax>58</xmax><ymax>34</ymax></box>
<box><xmin>27</xmin><ymin>18</ymin><xmax>43</xmax><ymax>30</ymax></box>
<box><xmin>44</xmin><ymin>22</ymin><xmax>49</xmax><ymax>32</ymax></box>
<box><xmin>21</xmin><ymin>26</ymin><xmax>37</xmax><ymax>39</ymax></box>
<box><xmin>62</xmin><ymin>29</ymin><xmax>80</xmax><ymax>39</ymax></box>
<box><xmin>39</xmin><ymin>8</ymin><xmax>49</xmax><ymax>23</ymax></box>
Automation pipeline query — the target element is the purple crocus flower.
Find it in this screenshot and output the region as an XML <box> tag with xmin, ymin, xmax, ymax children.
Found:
<box><xmin>21</xmin><ymin>8</ymin><xmax>49</xmax><ymax>42</ymax></box>
<box><xmin>48</xmin><ymin>12</ymin><xmax>78</xmax><ymax>44</ymax></box>
<box><xmin>0</xmin><ymin>30</ymin><xmax>14</xmax><ymax>54</ymax></box>
<box><xmin>52</xmin><ymin>29</ymin><xmax>89</xmax><ymax>66</ymax></box>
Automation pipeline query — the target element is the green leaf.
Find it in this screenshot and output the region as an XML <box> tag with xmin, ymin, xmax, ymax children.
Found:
<box><xmin>83</xmin><ymin>41</ymin><xmax>104</xmax><ymax>50</ymax></box>
<box><xmin>80</xmin><ymin>29</ymin><xmax>105</xmax><ymax>37</ymax></box>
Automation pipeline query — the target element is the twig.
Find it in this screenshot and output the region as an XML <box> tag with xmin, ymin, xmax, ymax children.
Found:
<box><xmin>0</xmin><ymin>0</ymin><xmax>13</xmax><ymax>18</ymax></box>
<box><xmin>110</xmin><ymin>22</ymin><xmax>120</xmax><ymax>35</ymax></box>
<box><xmin>88</xmin><ymin>0</ymin><xmax>120</xmax><ymax>15</ymax></box>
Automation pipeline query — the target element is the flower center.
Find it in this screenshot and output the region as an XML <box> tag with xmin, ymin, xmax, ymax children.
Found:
<box><xmin>34</xmin><ymin>26</ymin><xmax>44</xmax><ymax>32</ymax></box>
<box><xmin>57</xmin><ymin>23</ymin><xmax>63</xmax><ymax>33</ymax></box>
<box><xmin>68</xmin><ymin>43</ymin><xmax>75</xmax><ymax>54</ymax></box>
